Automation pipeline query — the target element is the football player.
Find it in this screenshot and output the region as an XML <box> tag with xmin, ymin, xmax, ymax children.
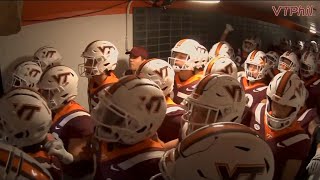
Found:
<box><xmin>278</xmin><ymin>51</ymin><xmax>300</xmax><ymax>75</ymax></box>
<box><xmin>152</xmin><ymin>122</ymin><xmax>274</xmax><ymax>180</ymax></box>
<box><xmin>265</xmin><ymin>51</ymin><xmax>280</xmax><ymax>83</ymax></box>
<box><xmin>168</xmin><ymin>39</ymin><xmax>208</xmax><ymax>105</ymax></box>
<box><xmin>10</xmin><ymin>61</ymin><xmax>42</xmax><ymax>91</ymax></box>
<box><xmin>38</xmin><ymin>65</ymin><xmax>94</xmax><ymax>178</ymax></box>
<box><xmin>79</xmin><ymin>40</ymin><xmax>119</xmax><ymax>112</ymax></box>
<box><xmin>135</xmin><ymin>58</ymin><xmax>185</xmax><ymax>143</ymax></box>
<box><xmin>181</xmin><ymin>73</ymin><xmax>246</xmax><ymax>138</ymax></box>
<box><xmin>208</xmin><ymin>41</ymin><xmax>235</xmax><ymax>63</ymax></box>
<box><xmin>0</xmin><ymin>142</ymin><xmax>53</xmax><ymax>180</ymax></box>
<box><xmin>204</xmin><ymin>57</ymin><xmax>238</xmax><ymax>79</ymax></box>
<box><xmin>249</xmin><ymin>71</ymin><xmax>315</xmax><ymax>179</ymax></box>
<box><xmin>90</xmin><ymin>75</ymin><xmax>167</xmax><ymax>180</ymax></box>
<box><xmin>300</xmin><ymin>51</ymin><xmax>320</xmax><ymax>115</ymax></box>
<box><xmin>235</xmin><ymin>36</ymin><xmax>261</xmax><ymax>68</ymax></box>
<box><xmin>239</xmin><ymin>50</ymin><xmax>271</xmax><ymax>117</ymax></box>
<box><xmin>0</xmin><ymin>88</ymin><xmax>64</xmax><ymax>180</ymax></box>
<box><xmin>33</xmin><ymin>46</ymin><xmax>62</xmax><ymax>71</ymax></box>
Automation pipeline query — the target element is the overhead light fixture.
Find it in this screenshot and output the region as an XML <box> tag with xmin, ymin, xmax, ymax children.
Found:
<box><xmin>191</xmin><ymin>1</ymin><xmax>220</xmax><ymax>4</ymax></box>
<box><xmin>310</xmin><ymin>29</ymin><xmax>317</xmax><ymax>34</ymax></box>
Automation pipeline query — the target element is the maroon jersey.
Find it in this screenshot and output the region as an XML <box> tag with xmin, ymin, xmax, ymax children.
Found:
<box><xmin>87</xmin><ymin>72</ymin><xmax>118</xmax><ymax>111</ymax></box>
<box><xmin>23</xmin><ymin>135</ymin><xmax>63</xmax><ymax>180</ymax></box>
<box><xmin>51</xmin><ymin>100</ymin><xmax>94</xmax><ymax>148</ymax></box>
<box><xmin>157</xmin><ymin>97</ymin><xmax>185</xmax><ymax>143</ymax></box>
<box><xmin>239</xmin><ymin>76</ymin><xmax>267</xmax><ymax>112</ymax></box>
<box><xmin>50</xmin><ymin>100</ymin><xmax>94</xmax><ymax>176</ymax></box>
<box><xmin>250</xmin><ymin>102</ymin><xmax>311</xmax><ymax>180</ymax></box>
<box><xmin>304</xmin><ymin>75</ymin><xmax>320</xmax><ymax>110</ymax></box>
<box><xmin>296</xmin><ymin>107</ymin><xmax>319</xmax><ymax>135</ymax></box>
<box><xmin>173</xmin><ymin>72</ymin><xmax>203</xmax><ymax>105</ymax></box>
<box><xmin>94</xmin><ymin>138</ymin><xmax>165</xmax><ymax>180</ymax></box>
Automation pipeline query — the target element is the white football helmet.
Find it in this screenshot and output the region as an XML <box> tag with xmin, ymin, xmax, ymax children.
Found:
<box><xmin>208</xmin><ymin>41</ymin><xmax>235</xmax><ymax>61</ymax></box>
<box><xmin>34</xmin><ymin>46</ymin><xmax>62</xmax><ymax>71</ymax></box>
<box><xmin>182</xmin><ymin>74</ymin><xmax>246</xmax><ymax>136</ymax></box>
<box><xmin>293</xmin><ymin>41</ymin><xmax>305</xmax><ymax>52</ymax></box>
<box><xmin>203</xmin><ymin>57</ymin><xmax>237</xmax><ymax>79</ymax></box>
<box><xmin>91</xmin><ymin>75</ymin><xmax>166</xmax><ymax>145</ymax></box>
<box><xmin>11</xmin><ymin>61</ymin><xmax>42</xmax><ymax>91</ymax></box>
<box><xmin>244</xmin><ymin>50</ymin><xmax>271</xmax><ymax>82</ymax></box>
<box><xmin>266</xmin><ymin>51</ymin><xmax>280</xmax><ymax>68</ymax></box>
<box><xmin>0</xmin><ymin>142</ymin><xmax>53</xmax><ymax>180</ymax></box>
<box><xmin>159</xmin><ymin>122</ymin><xmax>274</xmax><ymax>180</ymax></box>
<box><xmin>311</xmin><ymin>41</ymin><xmax>319</xmax><ymax>53</ymax></box>
<box><xmin>242</xmin><ymin>36</ymin><xmax>261</xmax><ymax>53</ymax></box>
<box><xmin>198</xmin><ymin>44</ymin><xmax>209</xmax><ymax>68</ymax></box>
<box><xmin>0</xmin><ymin>88</ymin><xmax>52</xmax><ymax>148</ymax></box>
<box><xmin>266</xmin><ymin>71</ymin><xmax>307</xmax><ymax>130</ymax></box>
<box><xmin>38</xmin><ymin>65</ymin><xmax>78</xmax><ymax>110</ymax></box>
<box><xmin>278</xmin><ymin>51</ymin><xmax>300</xmax><ymax>74</ymax></box>
<box><xmin>135</xmin><ymin>58</ymin><xmax>175</xmax><ymax>97</ymax></box>
<box><xmin>300</xmin><ymin>51</ymin><xmax>317</xmax><ymax>78</ymax></box>
<box><xmin>79</xmin><ymin>40</ymin><xmax>119</xmax><ymax>77</ymax></box>
<box><xmin>168</xmin><ymin>39</ymin><xmax>208</xmax><ymax>72</ymax></box>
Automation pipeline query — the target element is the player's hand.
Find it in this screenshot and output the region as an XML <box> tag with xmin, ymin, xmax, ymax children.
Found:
<box><xmin>45</xmin><ymin>133</ymin><xmax>74</xmax><ymax>164</ymax></box>
<box><xmin>307</xmin><ymin>153</ymin><xmax>320</xmax><ymax>175</ymax></box>
<box><xmin>225</xmin><ymin>24</ymin><xmax>234</xmax><ymax>32</ymax></box>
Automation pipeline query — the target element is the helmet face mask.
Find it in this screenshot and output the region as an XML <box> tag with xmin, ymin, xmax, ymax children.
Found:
<box><xmin>266</xmin><ymin>51</ymin><xmax>280</xmax><ymax>68</ymax></box>
<box><xmin>300</xmin><ymin>51</ymin><xmax>316</xmax><ymax>78</ymax></box>
<box><xmin>278</xmin><ymin>51</ymin><xmax>299</xmax><ymax>74</ymax></box>
<box><xmin>182</xmin><ymin>99</ymin><xmax>220</xmax><ymax>133</ymax></box>
<box><xmin>12</xmin><ymin>75</ymin><xmax>28</xmax><ymax>88</ymax></box>
<box><xmin>180</xmin><ymin>74</ymin><xmax>246</xmax><ymax>137</ymax></box>
<box><xmin>79</xmin><ymin>40</ymin><xmax>119</xmax><ymax>77</ymax></box>
<box><xmin>79</xmin><ymin>57</ymin><xmax>105</xmax><ymax>77</ymax></box>
<box><xmin>168</xmin><ymin>39</ymin><xmax>208</xmax><ymax>72</ymax></box>
<box><xmin>11</xmin><ymin>61</ymin><xmax>43</xmax><ymax>91</ymax></box>
<box><xmin>244</xmin><ymin>50</ymin><xmax>271</xmax><ymax>82</ymax></box>
<box><xmin>265</xmin><ymin>71</ymin><xmax>306</xmax><ymax>130</ymax></box>
<box><xmin>91</xmin><ymin>76</ymin><xmax>167</xmax><ymax>145</ymax></box>
<box><xmin>245</xmin><ymin>63</ymin><xmax>264</xmax><ymax>81</ymax></box>
<box><xmin>168</xmin><ymin>52</ymin><xmax>191</xmax><ymax>72</ymax></box>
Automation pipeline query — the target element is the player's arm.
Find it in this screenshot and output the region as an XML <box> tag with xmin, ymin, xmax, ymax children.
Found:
<box><xmin>220</xmin><ymin>24</ymin><xmax>234</xmax><ymax>41</ymax></box>
<box><xmin>68</xmin><ymin>137</ymin><xmax>93</xmax><ymax>161</ymax></box>
<box><xmin>164</xmin><ymin>138</ymin><xmax>179</xmax><ymax>150</ymax></box>
<box><xmin>65</xmin><ymin>115</ymin><xmax>95</xmax><ymax>161</ymax></box>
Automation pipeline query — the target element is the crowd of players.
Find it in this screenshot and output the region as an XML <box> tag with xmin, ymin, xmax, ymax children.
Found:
<box><xmin>1</xmin><ymin>24</ymin><xmax>320</xmax><ymax>180</ymax></box>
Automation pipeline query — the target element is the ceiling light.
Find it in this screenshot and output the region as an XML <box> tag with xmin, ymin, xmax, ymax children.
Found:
<box><xmin>310</xmin><ymin>29</ymin><xmax>317</xmax><ymax>34</ymax></box>
<box><xmin>191</xmin><ymin>1</ymin><xmax>220</xmax><ymax>4</ymax></box>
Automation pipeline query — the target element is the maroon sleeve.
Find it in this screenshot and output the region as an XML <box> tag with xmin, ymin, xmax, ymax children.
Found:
<box><xmin>64</xmin><ymin>115</ymin><xmax>95</xmax><ymax>139</ymax></box>
<box><xmin>157</xmin><ymin>110</ymin><xmax>184</xmax><ymax>143</ymax></box>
